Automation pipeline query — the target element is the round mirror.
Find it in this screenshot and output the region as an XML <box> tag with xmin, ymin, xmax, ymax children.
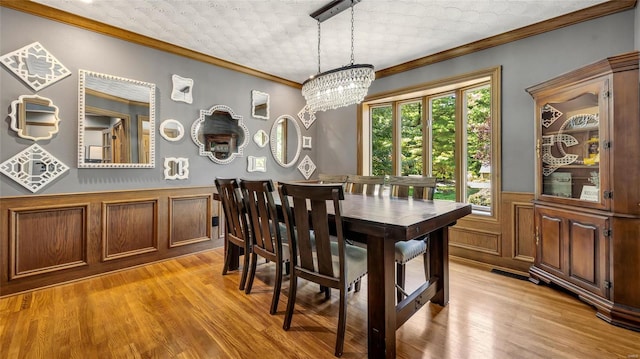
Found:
<box><xmin>270</xmin><ymin>114</ymin><xmax>301</xmax><ymax>168</ymax></box>
<box><xmin>159</xmin><ymin>119</ymin><xmax>184</xmax><ymax>142</ymax></box>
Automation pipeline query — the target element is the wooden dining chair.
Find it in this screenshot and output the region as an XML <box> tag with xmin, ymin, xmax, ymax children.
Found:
<box><xmin>240</xmin><ymin>179</ymin><xmax>289</xmax><ymax>315</ymax></box>
<box><xmin>278</xmin><ymin>182</ymin><xmax>367</xmax><ymax>357</ymax></box>
<box><xmin>344</xmin><ymin>175</ymin><xmax>385</xmax><ymax>196</ymax></box>
<box><xmin>215</xmin><ymin>178</ymin><xmax>252</xmax><ymax>291</ymax></box>
<box><xmin>387</xmin><ymin>176</ymin><xmax>437</xmax><ymax>302</ymax></box>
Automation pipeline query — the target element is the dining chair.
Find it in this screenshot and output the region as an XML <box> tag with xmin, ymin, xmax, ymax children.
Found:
<box><xmin>214</xmin><ymin>178</ymin><xmax>252</xmax><ymax>291</ymax></box>
<box><xmin>278</xmin><ymin>182</ymin><xmax>367</xmax><ymax>357</ymax></box>
<box><xmin>387</xmin><ymin>176</ymin><xmax>437</xmax><ymax>302</ymax></box>
<box><xmin>240</xmin><ymin>179</ymin><xmax>289</xmax><ymax>315</ymax></box>
<box><xmin>344</xmin><ymin>175</ymin><xmax>385</xmax><ymax>196</ymax></box>
<box><xmin>318</xmin><ymin>173</ymin><xmax>349</xmax><ymax>184</ymax></box>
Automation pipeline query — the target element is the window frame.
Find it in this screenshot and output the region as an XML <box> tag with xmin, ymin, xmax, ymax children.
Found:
<box><xmin>358</xmin><ymin>66</ymin><xmax>501</xmax><ymax>221</ymax></box>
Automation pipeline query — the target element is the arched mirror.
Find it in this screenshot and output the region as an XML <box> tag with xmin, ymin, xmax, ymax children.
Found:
<box><xmin>9</xmin><ymin>95</ymin><xmax>60</xmax><ymax>141</ymax></box>
<box><xmin>270</xmin><ymin>114</ymin><xmax>301</xmax><ymax>168</ymax></box>
<box><xmin>191</xmin><ymin>104</ymin><xmax>249</xmax><ymax>164</ymax></box>
<box><xmin>159</xmin><ymin>119</ymin><xmax>184</xmax><ymax>142</ymax></box>
<box><xmin>251</xmin><ymin>90</ymin><xmax>269</xmax><ymax>120</ymax></box>
<box><xmin>78</xmin><ymin>70</ymin><xmax>155</xmax><ymax>168</ymax></box>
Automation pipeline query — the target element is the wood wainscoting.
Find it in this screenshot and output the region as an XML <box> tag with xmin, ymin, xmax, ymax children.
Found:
<box><xmin>450</xmin><ymin>192</ymin><xmax>535</xmax><ymax>274</ymax></box>
<box><xmin>0</xmin><ymin>186</ymin><xmax>222</xmax><ymax>297</ymax></box>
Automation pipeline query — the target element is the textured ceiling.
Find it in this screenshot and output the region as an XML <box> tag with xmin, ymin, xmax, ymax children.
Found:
<box><xmin>32</xmin><ymin>0</ymin><xmax>608</xmax><ymax>83</ymax></box>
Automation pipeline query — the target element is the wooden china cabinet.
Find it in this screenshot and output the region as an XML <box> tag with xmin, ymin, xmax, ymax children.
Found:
<box><xmin>526</xmin><ymin>51</ymin><xmax>639</xmax><ymax>331</ymax></box>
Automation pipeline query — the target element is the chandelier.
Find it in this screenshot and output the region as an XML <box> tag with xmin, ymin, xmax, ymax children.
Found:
<box><xmin>301</xmin><ymin>0</ymin><xmax>375</xmax><ymax>114</ymax></box>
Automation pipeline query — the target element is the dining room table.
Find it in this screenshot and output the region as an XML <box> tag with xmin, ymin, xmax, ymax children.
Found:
<box><xmin>218</xmin><ymin>189</ymin><xmax>472</xmax><ymax>358</ymax></box>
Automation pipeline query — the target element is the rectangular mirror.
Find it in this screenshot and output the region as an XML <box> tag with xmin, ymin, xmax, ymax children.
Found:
<box><xmin>78</xmin><ymin>70</ymin><xmax>155</xmax><ymax>168</ymax></box>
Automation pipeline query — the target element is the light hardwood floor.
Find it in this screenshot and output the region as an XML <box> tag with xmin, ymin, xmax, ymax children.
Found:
<box><xmin>1</xmin><ymin>248</ymin><xmax>638</xmax><ymax>358</ymax></box>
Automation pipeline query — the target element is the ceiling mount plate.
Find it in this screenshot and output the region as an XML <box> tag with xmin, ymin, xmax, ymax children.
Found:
<box><xmin>310</xmin><ymin>0</ymin><xmax>362</xmax><ymax>23</ymax></box>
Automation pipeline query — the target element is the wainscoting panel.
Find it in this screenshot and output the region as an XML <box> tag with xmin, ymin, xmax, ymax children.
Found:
<box><xmin>10</xmin><ymin>205</ymin><xmax>88</xmax><ymax>279</ymax></box>
<box><xmin>168</xmin><ymin>195</ymin><xmax>212</xmax><ymax>247</ymax></box>
<box><xmin>0</xmin><ymin>186</ymin><xmax>220</xmax><ymax>297</ymax></box>
<box><xmin>450</xmin><ymin>227</ymin><xmax>501</xmax><ymax>255</ymax></box>
<box><xmin>102</xmin><ymin>199</ymin><xmax>158</xmax><ymax>261</ymax></box>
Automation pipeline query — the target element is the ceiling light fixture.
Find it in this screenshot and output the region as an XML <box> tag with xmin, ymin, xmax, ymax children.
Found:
<box><xmin>301</xmin><ymin>0</ymin><xmax>374</xmax><ymax>114</ymax></box>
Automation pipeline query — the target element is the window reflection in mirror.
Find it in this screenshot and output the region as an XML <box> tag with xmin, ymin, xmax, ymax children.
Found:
<box><xmin>78</xmin><ymin>70</ymin><xmax>155</xmax><ymax>168</ymax></box>
<box><xmin>270</xmin><ymin>115</ymin><xmax>301</xmax><ymax>168</ymax></box>
<box><xmin>159</xmin><ymin>119</ymin><xmax>184</xmax><ymax>142</ymax></box>
<box><xmin>251</xmin><ymin>90</ymin><xmax>269</xmax><ymax>120</ymax></box>
<box><xmin>9</xmin><ymin>95</ymin><xmax>60</xmax><ymax>141</ymax></box>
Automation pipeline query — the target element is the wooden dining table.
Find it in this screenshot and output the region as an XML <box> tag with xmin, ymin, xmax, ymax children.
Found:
<box><xmin>219</xmin><ymin>190</ymin><xmax>471</xmax><ymax>358</ymax></box>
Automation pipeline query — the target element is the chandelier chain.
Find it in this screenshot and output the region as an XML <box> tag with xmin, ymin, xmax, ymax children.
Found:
<box><xmin>350</xmin><ymin>4</ymin><xmax>354</xmax><ymax>65</ymax></box>
<box><xmin>317</xmin><ymin>20</ymin><xmax>321</xmax><ymax>74</ymax></box>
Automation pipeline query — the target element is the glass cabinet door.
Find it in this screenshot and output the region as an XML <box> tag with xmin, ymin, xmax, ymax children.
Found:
<box><xmin>537</xmin><ymin>80</ymin><xmax>608</xmax><ymax>207</ymax></box>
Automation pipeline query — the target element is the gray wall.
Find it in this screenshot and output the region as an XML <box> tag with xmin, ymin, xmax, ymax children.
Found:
<box><xmin>636</xmin><ymin>3</ymin><xmax>640</xmax><ymax>50</ymax></box>
<box><xmin>0</xmin><ymin>8</ymin><xmax>313</xmax><ymax>196</ymax></box>
<box><xmin>315</xmin><ymin>9</ymin><xmax>638</xmax><ymax>193</ymax></box>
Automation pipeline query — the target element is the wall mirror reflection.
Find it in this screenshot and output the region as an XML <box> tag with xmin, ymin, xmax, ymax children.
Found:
<box><xmin>270</xmin><ymin>114</ymin><xmax>301</xmax><ymax>168</ymax></box>
<box><xmin>78</xmin><ymin>69</ymin><xmax>156</xmax><ymax>168</ymax></box>
<box><xmin>159</xmin><ymin>119</ymin><xmax>184</xmax><ymax>142</ymax></box>
<box><xmin>9</xmin><ymin>94</ymin><xmax>60</xmax><ymax>141</ymax></box>
<box><xmin>251</xmin><ymin>90</ymin><xmax>269</xmax><ymax>120</ymax></box>
<box><xmin>253</xmin><ymin>129</ymin><xmax>269</xmax><ymax>148</ymax></box>
<box><xmin>191</xmin><ymin>104</ymin><xmax>249</xmax><ymax>164</ymax></box>
<box><xmin>164</xmin><ymin>157</ymin><xmax>189</xmax><ymax>180</ymax></box>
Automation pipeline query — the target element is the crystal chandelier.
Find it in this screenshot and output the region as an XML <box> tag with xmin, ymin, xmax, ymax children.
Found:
<box><xmin>302</xmin><ymin>0</ymin><xmax>375</xmax><ymax>114</ymax></box>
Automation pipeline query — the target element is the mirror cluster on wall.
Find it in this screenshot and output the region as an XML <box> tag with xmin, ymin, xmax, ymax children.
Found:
<box><xmin>78</xmin><ymin>69</ymin><xmax>156</xmax><ymax>168</ymax></box>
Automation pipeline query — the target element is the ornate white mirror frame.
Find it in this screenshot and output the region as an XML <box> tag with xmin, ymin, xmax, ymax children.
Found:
<box><xmin>251</xmin><ymin>90</ymin><xmax>269</xmax><ymax>120</ymax></box>
<box><xmin>9</xmin><ymin>94</ymin><xmax>61</xmax><ymax>141</ymax></box>
<box><xmin>253</xmin><ymin>129</ymin><xmax>269</xmax><ymax>148</ymax></box>
<box><xmin>159</xmin><ymin>119</ymin><xmax>184</xmax><ymax>142</ymax></box>
<box><xmin>0</xmin><ymin>42</ymin><xmax>71</xmax><ymax>91</ymax></box>
<box><xmin>78</xmin><ymin>69</ymin><xmax>156</xmax><ymax>168</ymax></box>
<box><xmin>191</xmin><ymin>104</ymin><xmax>249</xmax><ymax>165</ymax></box>
<box><xmin>297</xmin><ymin>155</ymin><xmax>316</xmax><ymax>180</ymax></box>
<box><xmin>247</xmin><ymin>156</ymin><xmax>267</xmax><ymax>172</ymax></box>
<box><xmin>171</xmin><ymin>74</ymin><xmax>193</xmax><ymax>104</ymax></box>
<box><xmin>0</xmin><ymin>144</ymin><xmax>69</xmax><ymax>193</ymax></box>
<box><xmin>164</xmin><ymin>157</ymin><xmax>189</xmax><ymax>180</ymax></box>
<box><xmin>270</xmin><ymin>114</ymin><xmax>302</xmax><ymax>168</ymax></box>
<box><xmin>297</xmin><ymin>105</ymin><xmax>316</xmax><ymax>129</ymax></box>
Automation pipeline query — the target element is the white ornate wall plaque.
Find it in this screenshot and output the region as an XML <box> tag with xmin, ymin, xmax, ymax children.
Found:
<box><xmin>302</xmin><ymin>136</ymin><xmax>312</xmax><ymax>149</ymax></box>
<box><xmin>297</xmin><ymin>155</ymin><xmax>316</xmax><ymax>180</ymax></box>
<box><xmin>0</xmin><ymin>42</ymin><xmax>71</xmax><ymax>91</ymax></box>
<box><xmin>163</xmin><ymin>157</ymin><xmax>189</xmax><ymax>180</ymax></box>
<box><xmin>297</xmin><ymin>105</ymin><xmax>316</xmax><ymax>130</ymax></box>
<box><xmin>171</xmin><ymin>74</ymin><xmax>193</xmax><ymax>104</ymax></box>
<box><xmin>247</xmin><ymin>156</ymin><xmax>267</xmax><ymax>172</ymax></box>
<box><xmin>0</xmin><ymin>144</ymin><xmax>69</xmax><ymax>193</ymax></box>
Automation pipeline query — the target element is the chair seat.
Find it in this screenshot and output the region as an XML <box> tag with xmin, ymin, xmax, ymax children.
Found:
<box><xmin>330</xmin><ymin>239</ymin><xmax>368</xmax><ymax>285</ymax></box>
<box><xmin>394</xmin><ymin>238</ymin><xmax>427</xmax><ymax>265</ymax></box>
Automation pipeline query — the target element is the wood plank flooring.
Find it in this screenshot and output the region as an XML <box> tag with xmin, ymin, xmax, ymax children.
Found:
<box><xmin>1</xmin><ymin>248</ymin><xmax>638</xmax><ymax>358</ymax></box>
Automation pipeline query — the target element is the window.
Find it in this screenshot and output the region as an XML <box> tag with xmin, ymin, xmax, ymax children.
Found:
<box><xmin>360</xmin><ymin>67</ymin><xmax>500</xmax><ymax>218</ymax></box>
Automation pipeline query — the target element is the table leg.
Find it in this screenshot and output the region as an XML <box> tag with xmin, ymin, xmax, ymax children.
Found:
<box><xmin>429</xmin><ymin>226</ymin><xmax>449</xmax><ymax>306</ymax></box>
<box><xmin>366</xmin><ymin>233</ymin><xmax>397</xmax><ymax>359</ymax></box>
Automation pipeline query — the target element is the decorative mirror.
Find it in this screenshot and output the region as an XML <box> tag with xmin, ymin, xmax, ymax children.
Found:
<box><xmin>159</xmin><ymin>119</ymin><xmax>184</xmax><ymax>142</ymax></box>
<box><xmin>191</xmin><ymin>104</ymin><xmax>249</xmax><ymax>164</ymax></box>
<box><xmin>297</xmin><ymin>155</ymin><xmax>316</xmax><ymax>180</ymax></box>
<box><xmin>171</xmin><ymin>74</ymin><xmax>193</xmax><ymax>104</ymax></box>
<box><xmin>9</xmin><ymin>95</ymin><xmax>60</xmax><ymax>141</ymax></box>
<box><xmin>164</xmin><ymin>157</ymin><xmax>189</xmax><ymax>180</ymax></box>
<box><xmin>0</xmin><ymin>144</ymin><xmax>69</xmax><ymax>193</ymax></box>
<box><xmin>0</xmin><ymin>42</ymin><xmax>71</xmax><ymax>91</ymax></box>
<box><xmin>253</xmin><ymin>129</ymin><xmax>269</xmax><ymax>148</ymax></box>
<box><xmin>251</xmin><ymin>90</ymin><xmax>269</xmax><ymax>120</ymax></box>
<box><xmin>270</xmin><ymin>115</ymin><xmax>302</xmax><ymax>168</ymax></box>
<box><xmin>78</xmin><ymin>70</ymin><xmax>156</xmax><ymax>168</ymax></box>
<box><xmin>247</xmin><ymin>156</ymin><xmax>267</xmax><ymax>172</ymax></box>
<box><xmin>302</xmin><ymin>136</ymin><xmax>312</xmax><ymax>149</ymax></box>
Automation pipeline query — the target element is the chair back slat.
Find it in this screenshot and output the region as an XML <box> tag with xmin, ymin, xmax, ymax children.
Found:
<box><xmin>215</xmin><ymin>178</ymin><xmax>249</xmax><ymax>243</ymax></box>
<box><xmin>388</xmin><ymin>176</ymin><xmax>436</xmax><ymax>200</ymax></box>
<box><xmin>240</xmin><ymin>179</ymin><xmax>282</xmax><ymax>259</ymax></box>
<box><xmin>345</xmin><ymin>175</ymin><xmax>385</xmax><ymax>196</ymax></box>
<box><xmin>279</xmin><ymin>183</ymin><xmax>345</xmax><ymax>284</ymax></box>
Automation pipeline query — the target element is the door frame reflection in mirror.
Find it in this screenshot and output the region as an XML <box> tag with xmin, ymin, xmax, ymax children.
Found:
<box><xmin>78</xmin><ymin>69</ymin><xmax>156</xmax><ymax>168</ymax></box>
<box><xmin>159</xmin><ymin>119</ymin><xmax>185</xmax><ymax>142</ymax></box>
<box><xmin>9</xmin><ymin>94</ymin><xmax>61</xmax><ymax>141</ymax></box>
<box><xmin>270</xmin><ymin>114</ymin><xmax>301</xmax><ymax>168</ymax></box>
